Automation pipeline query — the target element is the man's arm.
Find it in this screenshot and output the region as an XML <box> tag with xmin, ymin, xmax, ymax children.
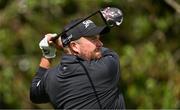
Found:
<box><xmin>39</xmin><ymin>57</ymin><xmax>52</xmax><ymax>69</ymax></box>
<box><xmin>85</xmin><ymin>47</ymin><xmax>120</xmax><ymax>76</ymax></box>
<box><xmin>30</xmin><ymin>57</ymin><xmax>51</xmax><ymax>103</ymax></box>
<box><xmin>30</xmin><ymin>33</ymin><xmax>62</xmax><ymax>103</ymax></box>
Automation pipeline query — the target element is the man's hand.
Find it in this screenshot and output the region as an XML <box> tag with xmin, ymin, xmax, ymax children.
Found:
<box><xmin>39</xmin><ymin>34</ymin><xmax>57</xmax><ymax>59</ymax></box>
<box><xmin>39</xmin><ymin>33</ymin><xmax>62</xmax><ymax>59</ymax></box>
<box><xmin>39</xmin><ymin>33</ymin><xmax>63</xmax><ymax>68</ymax></box>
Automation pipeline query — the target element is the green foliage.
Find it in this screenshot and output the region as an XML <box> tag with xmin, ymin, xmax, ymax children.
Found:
<box><xmin>0</xmin><ymin>0</ymin><xmax>180</xmax><ymax>109</ymax></box>
<box><xmin>132</xmin><ymin>15</ymin><xmax>153</xmax><ymax>39</ymax></box>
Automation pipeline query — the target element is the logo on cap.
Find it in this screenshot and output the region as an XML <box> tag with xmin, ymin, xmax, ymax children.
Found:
<box><xmin>82</xmin><ymin>20</ymin><xmax>93</xmax><ymax>28</ymax></box>
<box><xmin>62</xmin><ymin>34</ymin><xmax>73</xmax><ymax>46</ymax></box>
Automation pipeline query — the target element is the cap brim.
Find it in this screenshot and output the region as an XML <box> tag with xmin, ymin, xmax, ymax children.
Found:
<box><xmin>83</xmin><ymin>26</ymin><xmax>110</xmax><ymax>37</ymax></box>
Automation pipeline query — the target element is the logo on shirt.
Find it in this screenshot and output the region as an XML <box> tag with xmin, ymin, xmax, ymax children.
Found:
<box><xmin>36</xmin><ymin>80</ymin><xmax>41</xmax><ymax>87</ymax></box>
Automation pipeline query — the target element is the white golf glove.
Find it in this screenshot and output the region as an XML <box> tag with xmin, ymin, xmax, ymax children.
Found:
<box><xmin>39</xmin><ymin>33</ymin><xmax>57</xmax><ymax>59</ymax></box>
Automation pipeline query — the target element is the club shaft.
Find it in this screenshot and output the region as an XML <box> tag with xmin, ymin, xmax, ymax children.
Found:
<box><xmin>51</xmin><ymin>10</ymin><xmax>101</xmax><ymax>41</ymax></box>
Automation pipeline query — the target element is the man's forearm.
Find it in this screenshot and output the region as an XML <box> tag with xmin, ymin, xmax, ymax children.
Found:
<box><xmin>30</xmin><ymin>66</ymin><xmax>49</xmax><ymax>103</ymax></box>
<box><xmin>39</xmin><ymin>57</ymin><xmax>52</xmax><ymax>69</ymax></box>
<box><xmin>30</xmin><ymin>57</ymin><xmax>51</xmax><ymax>103</ymax></box>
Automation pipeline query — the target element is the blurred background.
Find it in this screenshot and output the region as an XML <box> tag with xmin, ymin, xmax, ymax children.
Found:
<box><xmin>0</xmin><ymin>0</ymin><xmax>180</xmax><ymax>109</ymax></box>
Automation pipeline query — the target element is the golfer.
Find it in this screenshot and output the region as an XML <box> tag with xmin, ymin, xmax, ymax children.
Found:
<box><xmin>30</xmin><ymin>18</ymin><xmax>126</xmax><ymax>109</ymax></box>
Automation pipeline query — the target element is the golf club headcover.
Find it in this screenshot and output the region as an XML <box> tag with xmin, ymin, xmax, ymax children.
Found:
<box><xmin>39</xmin><ymin>34</ymin><xmax>57</xmax><ymax>59</ymax></box>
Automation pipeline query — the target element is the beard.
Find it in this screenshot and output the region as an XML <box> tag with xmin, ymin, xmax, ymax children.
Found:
<box><xmin>92</xmin><ymin>49</ymin><xmax>102</xmax><ymax>60</ymax></box>
<box><xmin>89</xmin><ymin>47</ymin><xmax>102</xmax><ymax>60</ymax></box>
<box><xmin>80</xmin><ymin>48</ymin><xmax>102</xmax><ymax>61</ymax></box>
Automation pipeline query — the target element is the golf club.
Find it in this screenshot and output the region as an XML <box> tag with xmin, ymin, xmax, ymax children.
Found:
<box><xmin>51</xmin><ymin>7</ymin><xmax>123</xmax><ymax>42</ymax></box>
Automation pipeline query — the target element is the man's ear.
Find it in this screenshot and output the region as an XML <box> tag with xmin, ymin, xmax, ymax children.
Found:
<box><xmin>69</xmin><ymin>41</ymin><xmax>80</xmax><ymax>55</ymax></box>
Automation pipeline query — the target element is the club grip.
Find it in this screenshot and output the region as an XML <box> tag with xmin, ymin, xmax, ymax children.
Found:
<box><xmin>50</xmin><ymin>33</ymin><xmax>61</xmax><ymax>42</ymax></box>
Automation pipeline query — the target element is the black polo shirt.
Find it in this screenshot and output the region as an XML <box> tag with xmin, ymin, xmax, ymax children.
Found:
<box><xmin>30</xmin><ymin>47</ymin><xmax>125</xmax><ymax>109</ymax></box>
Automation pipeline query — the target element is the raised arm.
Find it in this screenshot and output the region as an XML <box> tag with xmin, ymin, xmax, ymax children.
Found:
<box><xmin>30</xmin><ymin>33</ymin><xmax>62</xmax><ymax>103</ymax></box>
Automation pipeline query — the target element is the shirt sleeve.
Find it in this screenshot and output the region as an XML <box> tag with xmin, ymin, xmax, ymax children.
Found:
<box><xmin>102</xmin><ymin>47</ymin><xmax>120</xmax><ymax>73</ymax></box>
<box><xmin>30</xmin><ymin>67</ymin><xmax>50</xmax><ymax>103</ymax></box>
<box><xmin>82</xmin><ymin>47</ymin><xmax>120</xmax><ymax>88</ymax></box>
<box><xmin>101</xmin><ymin>47</ymin><xmax>119</xmax><ymax>59</ymax></box>
<box><xmin>99</xmin><ymin>47</ymin><xmax>120</xmax><ymax>68</ymax></box>
<box><xmin>99</xmin><ymin>47</ymin><xmax>121</xmax><ymax>88</ymax></box>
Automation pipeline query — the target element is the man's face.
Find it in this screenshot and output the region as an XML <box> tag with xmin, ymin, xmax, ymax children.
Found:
<box><xmin>77</xmin><ymin>35</ymin><xmax>103</xmax><ymax>60</ymax></box>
